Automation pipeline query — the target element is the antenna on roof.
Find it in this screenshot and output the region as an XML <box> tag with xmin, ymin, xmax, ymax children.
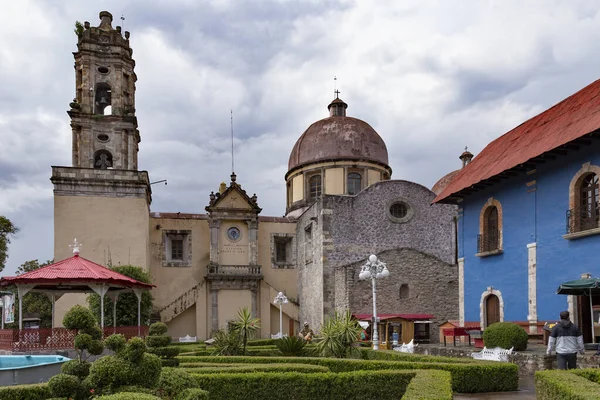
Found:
<box><xmin>334</xmin><ymin>76</ymin><xmax>337</xmax><ymax>98</ymax></box>
<box><xmin>231</xmin><ymin>109</ymin><xmax>235</xmax><ymax>174</ymax></box>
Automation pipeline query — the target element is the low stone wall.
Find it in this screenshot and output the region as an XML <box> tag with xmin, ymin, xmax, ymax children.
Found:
<box><xmin>416</xmin><ymin>345</ymin><xmax>600</xmax><ymax>375</ymax></box>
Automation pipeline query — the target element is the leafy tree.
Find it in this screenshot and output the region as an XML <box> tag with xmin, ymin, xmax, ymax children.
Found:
<box><xmin>229</xmin><ymin>307</ymin><xmax>260</xmax><ymax>354</ymax></box>
<box><xmin>87</xmin><ymin>265</ymin><xmax>153</xmax><ymax>326</ymax></box>
<box><xmin>316</xmin><ymin>309</ymin><xmax>362</xmax><ymax>358</ymax></box>
<box><xmin>0</xmin><ymin>216</ymin><xmax>18</xmax><ymax>273</ymax></box>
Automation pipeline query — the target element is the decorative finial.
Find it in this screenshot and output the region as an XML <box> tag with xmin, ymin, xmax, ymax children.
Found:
<box><xmin>465</xmin><ymin>146</ymin><xmax>468</xmax><ymax>152</ymax></box>
<box><xmin>230</xmin><ymin>172</ymin><xmax>237</xmax><ymax>183</ymax></box>
<box><xmin>251</xmin><ymin>193</ymin><xmax>257</xmax><ymax>203</ymax></box>
<box><xmin>209</xmin><ymin>191</ymin><xmax>216</xmax><ymax>203</ymax></box>
<box><xmin>69</xmin><ymin>238</ymin><xmax>82</xmax><ymax>256</ymax></box>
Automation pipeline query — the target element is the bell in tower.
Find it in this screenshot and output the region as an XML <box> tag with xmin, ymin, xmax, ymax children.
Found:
<box><xmin>68</xmin><ymin>11</ymin><xmax>140</xmax><ymax>171</ymax></box>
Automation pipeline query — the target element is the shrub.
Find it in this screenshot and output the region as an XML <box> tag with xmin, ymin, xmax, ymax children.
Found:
<box><xmin>61</xmin><ymin>360</ymin><xmax>91</xmax><ymax>379</ymax></box>
<box><xmin>63</xmin><ymin>305</ymin><xmax>96</xmax><ymax>331</ymax></box>
<box><xmin>316</xmin><ymin>310</ymin><xmax>362</xmax><ymax>358</ymax></box>
<box><xmin>155</xmin><ymin>368</ymin><xmax>197</xmax><ymax>400</ymax></box>
<box><xmin>122</xmin><ymin>337</ymin><xmax>147</xmax><ymax>363</ymax></box>
<box><xmin>105</xmin><ymin>334</ymin><xmax>127</xmax><ymax>354</ymax></box>
<box><xmin>229</xmin><ymin>307</ymin><xmax>260</xmax><ymax>354</ymax></box>
<box><xmin>48</xmin><ymin>373</ymin><xmax>81</xmax><ymax>398</ymax></box>
<box><xmin>161</xmin><ymin>358</ymin><xmax>180</xmax><ymax>367</ymax></box>
<box><xmin>128</xmin><ymin>353</ymin><xmax>162</xmax><ymax>388</ymax></box>
<box><xmin>483</xmin><ymin>322</ymin><xmax>528</xmax><ymax>351</ymax></box>
<box><xmin>147</xmin><ymin>346</ymin><xmax>180</xmax><ymax>358</ymax></box>
<box><xmin>116</xmin><ymin>386</ymin><xmax>156</xmax><ymax>395</ymax></box>
<box><xmin>0</xmin><ymin>383</ymin><xmax>51</xmax><ymax>400</ymax></box>
<box><xmin>536</xmin><ymin>370</ymin><xmax>600</xmax><ymax>399</ymax></box>
<box><xmin>175</xmin><ymin>388</ymin><xmax>209</xmax><ymax>400</ymax></box>
<box><xmin>245</xmin><ymin>339</ymin><xmax>277</xmax><ymax>346</ymax></box>
<box><xmin>401</xmin><ymin>370</ymin><xmax>452</xmax><ymax>400</ymax></box>
<box><xmin>96</xmin><ymin>393</ymin><xmax>161</xmax><ymax>399</ymax></box>
<box><xmin>182</xmin><ymin>363</ymin><xmax>329</xmax><ymax>374</ymax></box>
<box><xmin>146</xmin><ymin>335</ymin><xmax>171</xmax><ymax>348</ymax></box>
<box><xmin>88</xmin><ymin>355</ymin><xmax>133</xmax><ymax>392</ymax></box>
<box><xmin>176</xmin><ymin>355</ymin><xmax>518</xmax><ymax>393</ymax></box>
<box><xmin>149</xmin><ymin>321</ymin><xmax>168</xmax><ymax>336</ymax></box>
<box><xmin>211</xmin><ymin>329</ymin><xmax>243</xmax><ymax>356</ymax></box>
<box><xmin>275</xmin><ymin>335</ymin><xmax>307</xmax><ymax>356</ymax></box>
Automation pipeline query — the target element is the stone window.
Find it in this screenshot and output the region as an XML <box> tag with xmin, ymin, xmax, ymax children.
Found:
<box><xmin>566</xmin><ymin>164</ymin><xmax>600</xmax><ymax>238</ymax></box>
<box><xmin>162</xmin><ymin>230</ymin><xmax>192</xmax><ymax>267</ymax></box>
<box><xmin>347</xmin><ymin>172</ymin><xmax>362</xmax><ymax>195</ymax></box>
<box><xmin>271</xmin><ymin>233</ymin><xmax>295</xmax><ymax>269</ymax></box>
<box><xmin>477</xmin><ymin>198</ymin><xmax>503</xmax><ymax>256</ymax></box>
<box><xmin>94</xmin><ymin>150</ymin><xmax>113</xmax><ymax>169</ymax></box>
<box><xmin>387</xmin><ymin>199</ymin><xmax>414</xmax><ymax>223</ymax></box>
<box><xmin>308</xmin><ymin>175</ymin><xmax>322</xmax><ymax>200</ymax></box>
<box><xmin>399</xmin><ymin>284</ymin><xmax>409</xmax><ymax>299</ymax></box>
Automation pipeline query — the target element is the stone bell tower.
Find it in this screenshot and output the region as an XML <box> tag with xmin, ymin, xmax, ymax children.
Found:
<box><xmin>69</xmin><ymin>11</ymin><xmax>139</xmax><ymax>170</ymax></box>
<box><xmin>50</xmin><ymin>12</ymin><xmax>151</xmax><ymax>326</ymax></box>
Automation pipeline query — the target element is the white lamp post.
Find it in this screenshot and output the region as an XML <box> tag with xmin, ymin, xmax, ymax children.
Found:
<box><xmin>358</xmin><ymin>254</ymin><xmax>390</xmax><ymax>350</ymax></box>
<box><xmin>274</xmin><ymin>292</ymin><xmax>288</xmax><ymax>338</ymax></box>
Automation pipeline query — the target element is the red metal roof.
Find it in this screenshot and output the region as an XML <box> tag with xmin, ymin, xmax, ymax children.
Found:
<box><xmin>0</xmin><ymin>255</ymin><xmax>154</xmax><ymax>288</ymax></box>
<box><xmin>353</xmin><ymin>313</ymin><xmax>434</xmax><ymax>321</ymax></box>
<box><xmin>434</xmin><ymin>79</ymin><xmax>600</xmax><ymax>203</ymax></box>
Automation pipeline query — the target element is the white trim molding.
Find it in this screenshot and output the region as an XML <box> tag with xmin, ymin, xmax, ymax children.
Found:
<box><xmin>480</xmin><ymin>287</ymin><xmax>505</xmax><ymax>329</ymax></box>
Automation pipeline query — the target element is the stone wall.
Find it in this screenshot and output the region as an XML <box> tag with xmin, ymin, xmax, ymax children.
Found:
<box><xmin>345</xmin><ymin>248</ymin><xmax>458</xmax><ymax>343</ymax></box>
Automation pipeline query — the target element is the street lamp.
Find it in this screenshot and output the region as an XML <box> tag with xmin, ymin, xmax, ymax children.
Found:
<box><xmin>274</xmin><ymin>292</ymin><xmax>288</xmax><ymax>338</ymax></box>
<box><xmin>358</xmin><ymin>254</ymin><xmax>390</xmax><ymax>350</ymax></box>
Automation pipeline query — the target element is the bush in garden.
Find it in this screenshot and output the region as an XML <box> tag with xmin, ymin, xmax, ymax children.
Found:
<box><xmin>483</xmin><ymin>322</ymin><xmax>528</xmax><ymax>351</ymax></box>
<box><xmin>146</xmin><ymin>322</ymin><xmax>180</xmax><ymax>367</ymax></box>
<box><xmin>275</xmin><ymin>335</ymin><xmax>308</xmax><ymax>357</ymax></box>
<box><xmin>210</xmin><ymin>329</ymin><xmax>243</xmax><ymax>356</ymax></box>
<box><xmin>104</xmin><ymin>333</ymin><xmax>127</xmax><ymax>354</ymax></box>
<box><xmin>88</xmin><ymin>336</ymin><xmax>162</xmax><ymax>395</ymax></box>
<box><xmin>316</xmin><ymin>310</ymin><xmax>363</xmax><ymax>358</ymax></box>
<box><xmin>61</xmin><ymin>360</ymin><xmax>91</xmax><ymax>380</ymax></box>
<box><xmin>47</xmin><ymin>373</ymin><xmax>81</xmax><ymax>399</ymax></box>
<box><xmin>175</xmin><ymin>388</ymin><xmax>209</xmax><ymax>400</ymax></box>
<box><xmin>155</xmin><ymin>368</ymin><xmax>197</xmax><ymax>400</ymax></box>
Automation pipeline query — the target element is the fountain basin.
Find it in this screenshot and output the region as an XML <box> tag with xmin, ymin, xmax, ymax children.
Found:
<box><xmin>0</xmin><ymin>355</ymin><xmax>70</xmax><ymax>385</ymax></box>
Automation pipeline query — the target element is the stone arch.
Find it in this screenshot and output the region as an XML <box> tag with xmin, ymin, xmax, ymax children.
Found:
<box><xmin>478</xmin><ymin>198</ymin><xmax>503</xmax><ymax>252</ymax></box>
<box><xmin>568</xmin><ymin>163</ymin><xmax>600</xmax><ymax>232</ymax></box>
<box><xmin>94</xmin><ymin>149</ymin><xmax>113</xmax><ymax>169</ymax></box>
<box><xmin>480</xmin><ymin>287</ymin><xmax>504</xmax><ymax>328</ymax></box>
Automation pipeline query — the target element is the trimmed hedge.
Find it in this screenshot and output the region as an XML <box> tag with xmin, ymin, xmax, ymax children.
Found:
<box><xmin>184</xmin><ymin>363</ymin><xmax>329</xmax><ymax>374</ymax></box>
<box><xmin>572</xmin><ymin>368</ymin><xmax>600</xmax><ymax>384</ymax></box>
<box><xmin>97</xmin><ymin>393</ymin><xmax>161</xmax><ymax>399</ymax></box>
<box><xmin>185</xmin><ymin>348</ymin><xmax>280</xmax><ymax>357</ymax></box>
<box><xmin>193</xmin><ymin>370</ymin><xmax>415</xmax><ymax>400</ymax></box>
<box><xmin>536</xmin><ymin>370</ymin><xmax>600</xmax><ymax>399</ymax></box>
<box><xmin>361</xmin><ymin>348</ymin><xmax>473</xmax><ymax>364</ymax></box>
<box><xmin>177</xmin><ymin>355</ymin><xmax>518</xmax><ymax>393</ymax></box>
<box><xmin>483</xmin><ymin>322</ymin><xmax>528</xmax><ymax>351</ymax></box>
<box><xmin>401</xmin><ymin>370</ymin><xmax>453</xmax><ymax>400</ymax></box>
<box><xmin>155</xmin><ymin>368</ymin><xmax>197</xmax><ymax>400</ymax></box>
<box><xmin>175</xmin><ymin>388</ymin><xmax>209</xmax><ymax>400</ymax></box>
<box><xmin>147</xmin><ymin>346</ymin><xmax>180</xmax><ymax>358</ymax></box>
<box><xmin>0</xmin><ymin>383</ymin><xmax>50</xmax><ymax>400</ymax></box>
<box><xmin>245</xmin><ymin>339</ymin><xmax>277</xmax><ymax>346</ymax></box>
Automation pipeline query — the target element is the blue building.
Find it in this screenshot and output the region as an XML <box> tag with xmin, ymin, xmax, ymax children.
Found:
<box><xmin>434</xmin><ymin>80</ymin><xmax>600</xmax><ymax>341</ymax></box>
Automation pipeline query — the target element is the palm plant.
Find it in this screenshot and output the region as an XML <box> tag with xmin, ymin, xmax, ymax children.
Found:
<box><xmin>230</xmin><ymin>307</ymin><xmax>260</xmax><ymax>354</ymax></box>
<box><xmin>275</xmin><ymin>335</ymin><xmax>307</xmax><ymax>357</ymax></box>
<box><xmin>316</xmin><ymin>310</ymin><xmax>362</xmax><ymax>358</ymax></box>
<box><xmin>210</xmin><ymin>329</ymin><xmax>242</xmax><ymax>356</ymax></box>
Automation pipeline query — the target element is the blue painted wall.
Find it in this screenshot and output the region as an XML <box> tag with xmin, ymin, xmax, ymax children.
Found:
<box><xmin>460</xmin><ymin>143</ymin><xmax>600</xmax><ymax>323</ymax></box>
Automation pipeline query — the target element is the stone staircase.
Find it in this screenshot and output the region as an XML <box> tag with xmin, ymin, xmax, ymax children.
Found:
<box><xmin>157</xmin><ymin>284</ymin><xmax>199</xmax><ymax>323</ymax></box>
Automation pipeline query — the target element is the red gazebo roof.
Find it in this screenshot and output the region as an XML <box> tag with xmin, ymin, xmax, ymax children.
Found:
<box><xmin>0</xmin><ymin>254</ymin><xmax>154</xmax><ymax>289</ymax></box>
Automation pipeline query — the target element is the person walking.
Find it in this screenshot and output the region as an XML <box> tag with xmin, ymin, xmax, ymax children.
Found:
<box><xmin>546</xmin><ymin>310</ymin><xmax>585</xmax><ymax>370</ymax></box>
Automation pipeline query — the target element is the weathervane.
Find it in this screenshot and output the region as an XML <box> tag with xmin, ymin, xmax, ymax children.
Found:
<box><xmin>121</xmin><ymin>14</ymin><xmax>125</xmax><ymax>32</ymax></box>
<box><xmin>69</xmin><ymin>238</ymin><xmax>82</xmax><ymax>256</ymax></box>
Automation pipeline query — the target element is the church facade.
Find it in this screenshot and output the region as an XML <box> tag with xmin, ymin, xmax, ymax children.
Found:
<box><xmin>51</xmin><ymin>11</ymin><xmax>458</xmax><ymax>341</ymax></box>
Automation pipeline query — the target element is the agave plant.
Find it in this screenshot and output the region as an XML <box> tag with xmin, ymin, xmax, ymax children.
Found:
<box><xmin>275</xmin><ymin>335</ymin><xmax>307</xmax><ymax>357</ymax></box>
<box><xmin>229</xmin><ymin>307</ymin><xmax>261</xmax><ymax>354</ymax></box>
<box><xmin>210</xmin><ymin>329</ymin><xmax>242</xmax><ymax>356</ymax></box>
<box><xmin>316</xmin><ymin>310</ymin><xmax>362</xmax><ymax>358</ymax></box>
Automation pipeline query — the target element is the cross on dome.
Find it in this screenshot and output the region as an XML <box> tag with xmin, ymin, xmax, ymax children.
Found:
<box><xmin>69</xmin><ymin>238</ymin><xmax>82</xmax><ymax>256</ymax></box>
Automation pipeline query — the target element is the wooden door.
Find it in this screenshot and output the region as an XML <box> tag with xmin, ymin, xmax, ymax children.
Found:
<box><xmin>486</xmin><ymin>294</ymin><xmax>500</xmax><ymax>327</ymax></box>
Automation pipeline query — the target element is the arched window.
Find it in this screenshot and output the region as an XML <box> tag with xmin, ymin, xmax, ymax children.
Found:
<box><xmin>94</xmin><ymin>83</ymin><xmax>112</xmax><ymax>115</ymax></box>
<box><xmin>579</xmin><ymin>173</ymin><xmax>599</xmax><ymax>231</ymax></box>
<box><xmin>347</xmin><ymin>172</ymin><xmax>362</xmax><ymax>195</ymax></box>
<box><xmin>94</xmin><ymin>150</ymin><xmax>113</xmax><ymax>169</ymax></box>
<box><xmin>309</xmin><ymin>175</ymin><xmax>321</xmax><ymax>200</ymax></box>
<box><xmin>478</xmin><ymin>199</ymin><xmax>502</xmax><ymax>254</ymax></box>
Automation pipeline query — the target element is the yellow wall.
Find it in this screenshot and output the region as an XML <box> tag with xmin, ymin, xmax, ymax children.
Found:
<box><xmin>219</xmin><ymin>220</ymin><xmax>249</xmax><ymax>265</ymax></box>
<box><xmin>54</xmin><ymin>195</ymin><xmax>150</xmax><ymax>326</ymax></box>
<box><xmin>325</xmin><ymin>168</ymin><xmax>344</xmax><ymax>195</ymax></box>
<box><xmin>168</xmin><ymin>304</ymin><xmax>197</xmax><ymax>339</ymax></box>
<box><xmin>218</xmin><ymin>289</ymin><xmax>252</xmax><ymax>331</ymax></box>
<box><xmin>258</xmin><ymin>222</ymin><xmax>298</xmax><ymax>300</ymax></box>
<box><xmin>368</xmin><ymin>169</ymin><xmax>382</xmax><ymax>186</ymax></box>
<box><xmin>292</xmin><ymin>175</ymin><xmax>304</xmax><ymax>203</ymax></box>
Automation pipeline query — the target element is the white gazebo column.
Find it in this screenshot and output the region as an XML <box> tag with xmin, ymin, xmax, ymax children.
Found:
<box><xmin>107</xmin><ymin>293</ymin><xmax>120</xmax><ymax>332</ymax></box>
<box><xmin>16</xmin><ymin>285</ymin><xmax>33</xmax><ymax>330</ymax></box>
<box><xmin>133</xmin><ymin>288</ymin><xmax>143</xmax><ymax>336</ymax></box>
<box><xmin>90</xmin><ymin>284</ymin><xmax>109</xmax><ymax>329</ymax></box>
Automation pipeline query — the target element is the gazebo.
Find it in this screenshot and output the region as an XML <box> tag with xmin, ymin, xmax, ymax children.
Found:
<box><xmin>0</xmin><ymin>239</ymin><xmax>154</xmax><ymax>352</ymax></box>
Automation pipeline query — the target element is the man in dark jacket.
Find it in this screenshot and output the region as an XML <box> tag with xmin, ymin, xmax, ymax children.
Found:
<box><xmin>547</xmin><ymin>311</ymin><xmax>585</xmax><ymax>369</ymax></box>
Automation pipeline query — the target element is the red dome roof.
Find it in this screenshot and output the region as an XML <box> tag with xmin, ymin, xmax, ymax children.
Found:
<box><xmin>288</xmin><ymin>115</ymin><xmax>389</xmax><ymax>171</ymax></box>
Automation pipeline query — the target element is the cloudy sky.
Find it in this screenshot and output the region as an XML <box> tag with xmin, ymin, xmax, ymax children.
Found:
<box><xmin>1</xmin><ymin>0</ymin><xmax>600</xmax><ymax>274</ymax></box>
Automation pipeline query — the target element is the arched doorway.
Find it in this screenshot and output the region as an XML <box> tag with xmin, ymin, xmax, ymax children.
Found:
<box><xmin>486</xmin><ymin>294</ymin><xmax>500</xmax><ymax>327</ymax></box>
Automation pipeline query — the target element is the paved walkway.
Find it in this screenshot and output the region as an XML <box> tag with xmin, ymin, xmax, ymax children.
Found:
<box><xmin>454</xmin><ymin>376</ymin><xmax>535</xmax><ymax>400</ymax></box>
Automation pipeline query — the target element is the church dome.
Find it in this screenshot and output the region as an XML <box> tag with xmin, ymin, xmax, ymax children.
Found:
<box><xmin>288</xmin><ymin>97</ymin><xmax>389</xmax><ymax>172</ymax></box>
<box><xmin>432</xmin><ymin>170</ymin><xmax>460</xmax><ymax>195</ymax></box>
